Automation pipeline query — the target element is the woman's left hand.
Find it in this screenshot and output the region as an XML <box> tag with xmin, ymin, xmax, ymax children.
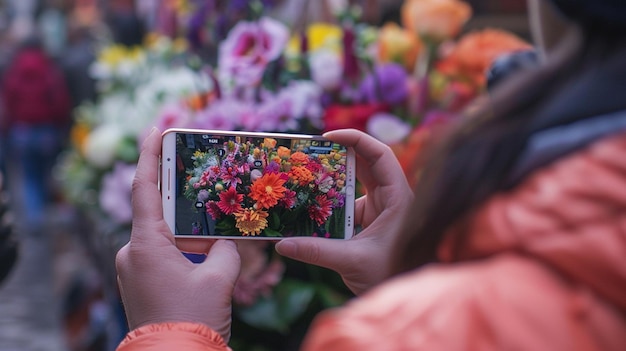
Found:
<box><xmin>115</xmin><ymin>128</ymin><xmax>241</xmax><ymax>341</ymax></box>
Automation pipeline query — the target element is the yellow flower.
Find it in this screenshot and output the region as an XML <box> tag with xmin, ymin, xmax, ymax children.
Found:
<box><xmin>287</xmin><ymin>23</ymin><xmax>343</xmax><ymax>56</ymax></box>
<box><xmin>402</xmin><ymin>0</ymin><xmax>472</xmax><ymax>41</ymax></box>
<box><xmin>378</xmin><ymin>22</ymin><xmax>423</xmax><ymax>71</ymax></box>
<box><xmin>234</xmin><ymin>208</ymin><xmax>269</xmax><ymax>236</ymax></box>
<box><xmin>97</xmin><ymin>45</ymin><xmax>144</xmax><ymax>67</ymax></box>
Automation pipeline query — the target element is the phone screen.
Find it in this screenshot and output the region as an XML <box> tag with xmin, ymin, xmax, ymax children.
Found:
<box><xmin>162</xmin><ymin>130</ymin><xmax>355</xmax><ymax>239</ymax></box>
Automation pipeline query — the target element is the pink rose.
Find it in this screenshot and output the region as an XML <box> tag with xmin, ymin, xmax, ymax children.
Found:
<box><xmin>218</xmin><ymin>17</ymin><xmax>289</xmax><ymax>87</ymax></box>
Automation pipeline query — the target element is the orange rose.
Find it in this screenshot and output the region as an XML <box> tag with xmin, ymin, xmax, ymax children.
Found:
<box><xmin>289</xmin><ymin>151</ymin><xmax>309</xmax><ymax>166</ymax></box>
<box><xmin>401</xmin><ymin>0</ymin><xmax>472</xmax><ymax>41</ymax></box>
<box><xmin>276</xmin><ymin>146</ymin><xmax>291</xmax><ymax>160</ymax></box>
<box><xmin>436</xmin><ymin>28</ymin><xmax>532</xmax><ymax>87</ymax></box>
<box><xmin>262</xmin><ymin>138</ymin><xmax>277</xmax><ymax>148</ymax></box>
<box><xmin>378</xmin><ymin>22</ymin><xmax>423</xmax><ymax>71</ymax></box>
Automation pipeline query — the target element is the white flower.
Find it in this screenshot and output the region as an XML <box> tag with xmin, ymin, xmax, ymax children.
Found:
<box><xmin>84</xmin><ymin>125</ymin><xmax>125</xmax><ymax>169</ymax></box>
<box><xmin>309</xmin><ymin>49</ymin><xmax>343</xmax><ymax>90</ymax></box>
<box><xmin>326</xmin><ymin>0</ymin><xmax>349</xmax><ymax>15</ymax></box>
<box><xmin>366</xmin><ymin>113</ymin><xmax>412</xmax><ymax>145</ymax></box>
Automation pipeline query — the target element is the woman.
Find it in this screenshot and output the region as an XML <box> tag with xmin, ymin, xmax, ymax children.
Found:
<box><xmin>115</xmin><ymin>0</ymin><xmax>626</xmax><ymax>349</ymax></box>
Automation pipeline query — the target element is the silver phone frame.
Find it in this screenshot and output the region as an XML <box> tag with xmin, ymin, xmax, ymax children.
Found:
<box><xmin>161</xmin><ymin>128</ymin><xmax>356</xmax><ymax>242</ymax></box>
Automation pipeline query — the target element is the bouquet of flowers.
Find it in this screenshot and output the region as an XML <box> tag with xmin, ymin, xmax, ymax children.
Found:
<box><xmin>182</xmin><ymin>136</ymin><xmax>348</xmax><ymax>238</ymax></box>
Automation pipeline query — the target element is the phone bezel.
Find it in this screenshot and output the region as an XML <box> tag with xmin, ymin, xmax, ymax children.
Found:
<box><xmin>161</xmin><ymin>128</ymin><xmax>356</xmax><ymax>246</ymax></box>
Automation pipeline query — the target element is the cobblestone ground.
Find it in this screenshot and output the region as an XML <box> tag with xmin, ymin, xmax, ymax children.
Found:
<box><xmin>0</xmin><ymin>222</ymin><xmax>68</xmax><ymax>351</ymax></box>
<box><xmin>0</xmin><ymin>163</ymin><xmax>113</xmax><ymax>351</ymax></box>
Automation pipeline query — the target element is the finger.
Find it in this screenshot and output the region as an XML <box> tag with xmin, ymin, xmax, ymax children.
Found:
<box><xmin>197</xmin><ymin>240</ymin><xmax>241</xmax><ymax>283</ymax></box>
<box><xmin>275</xmin><ymin>237</ymin><xmax>355</xmax><ymax>274</ymax></box>
<box><xmin>324</xmin><ymin>129</ymin><xmax>407</xmax><ymax>189</ymax></box>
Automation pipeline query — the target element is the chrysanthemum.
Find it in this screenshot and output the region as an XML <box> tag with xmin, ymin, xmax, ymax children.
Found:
<box><xmin>289</xmin><ymin>166</ymin><xmax>315</xmax><ymax>186</ymax></box>
<box><xmin>205</xmin><ymin>201</ymin><xmax>223</xmax><ymax>219</ymax></box>
<box><xmin>217</xmin><ymin>186</ymin><xmax>244</xmax><ymax>215</ymax></box>
<box><xmin>279</xmin><ymin>189</ymin><xmax>297</xmax><ymax>209</ymax></box>
<box><xmin>250</xmin><ymin>172</ymin><xmax>286</xmax><ymax>209</ymax></box>
<box><xmin>234</xmin><ymin>208</ymin><xmax>269</xmax><ymax>236</ymax></box>
<box><xmin>308</xmin><ymin>194</ymin><xmax>333</xmax><ymax>225</ymax></box>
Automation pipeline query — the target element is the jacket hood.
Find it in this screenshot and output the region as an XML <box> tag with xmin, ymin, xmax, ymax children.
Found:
<box><xmin>439</xmin><ymin>129</ymin><xmax>626</xmax><ymax>313</ymax></box>
<box><xmin>12</xmin><ymin>49</ymin><xmax>50</xmax><ymax>78</ymax></box>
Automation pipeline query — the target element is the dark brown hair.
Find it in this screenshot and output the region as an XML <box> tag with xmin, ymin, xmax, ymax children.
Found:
<box><xmin>389</xmin><ymin>26</ymin><xmax>626</xmax><ymax>274</ymax></box>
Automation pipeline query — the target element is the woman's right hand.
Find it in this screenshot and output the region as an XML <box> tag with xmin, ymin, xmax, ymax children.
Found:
<box><xmin>275</xmin><ymin>129</ymin><xmax>414</xmax><ymax>295</ymax></box>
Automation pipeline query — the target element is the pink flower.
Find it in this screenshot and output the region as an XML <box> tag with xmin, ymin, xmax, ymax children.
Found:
<box><xmin>154</xmin><ymin>102</ymin><xmax>192</xmax><ymax>131</ymax></box>
<box><xmin>233</xmin><ymin>241</ymin><xmax>285</xmax><ymax>306</ymax></box>
<box><xmin>191</xmin><ymin>99</ymin><xmax>241</xmax><ymax>131</ymax></box>
<box><xmin>218</xmin><ymin>17</ymin><xmax>289</xmax><ymax>87</ymax></box>
<box><xmin>99</xmin><ymin>162</ymin><xmax>136</xmax><ymax>224</ymax></box>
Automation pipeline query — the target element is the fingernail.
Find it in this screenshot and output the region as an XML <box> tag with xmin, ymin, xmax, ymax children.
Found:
<box><xmin>275</xmin><ymin>240</ymin><xmax>296</xmax><ymax>257</ymax></box>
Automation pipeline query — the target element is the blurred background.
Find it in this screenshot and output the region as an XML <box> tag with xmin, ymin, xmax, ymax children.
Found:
<box><xmin>0</xmin><ymin>0</ymin><xmax>532</xmax><ymax>350</ymax></box>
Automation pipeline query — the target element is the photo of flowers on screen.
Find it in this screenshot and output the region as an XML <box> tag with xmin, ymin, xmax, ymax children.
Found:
<box><xmin>176</xmin><ymin>132</ymin><xmax>350</xmax><ymax>238</ymax></box>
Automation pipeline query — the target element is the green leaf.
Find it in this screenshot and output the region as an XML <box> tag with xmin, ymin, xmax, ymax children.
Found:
<box><xmin>235</xmin><ymin>279</ymin><xmax>316</xmax><ymax>334</ymax></box>
<box><xmin>263</xmin><ymin>227</ymin><xmax>282</xmax><ymax>237</ymax></box>
<box><xmin>236</xmin><ymin>297</ymin><xmax>288</xmax><ymax>333</ymax></box>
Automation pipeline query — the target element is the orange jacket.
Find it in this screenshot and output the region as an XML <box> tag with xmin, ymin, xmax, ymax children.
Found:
<box><xmin>118</xmin><ymin>132</ymin><xmax>626</xmax><ymax>350</ymax></box>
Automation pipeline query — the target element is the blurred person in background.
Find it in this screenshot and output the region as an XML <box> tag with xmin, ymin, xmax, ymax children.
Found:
<box><xmin>1</xmin><ymin>37</ymin><xmax>71</xmax><ymax>229</ymax></box>
<box><xmin>106</xmin><ymin>0</ymin><xmax>146</xmax><ymax>47</ymax></box>
<box><xmin>61</xmin><ymin>24</ymin><xmax>97</xmax><ymax>108</ymax></box>
<box><xmin>114</xmin><ymin>0</ymin><xmax>626</xmax><ymax>349</ymax></box>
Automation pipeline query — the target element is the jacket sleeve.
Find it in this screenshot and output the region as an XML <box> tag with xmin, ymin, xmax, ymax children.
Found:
<box><xmin>116</xmin><ymin>322</ymin><xmax>231</xmax><ymax>351</ymax></box>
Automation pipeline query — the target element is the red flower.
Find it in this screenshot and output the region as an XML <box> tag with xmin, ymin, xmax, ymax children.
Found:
<box><xmin>280</xmin><ymin>189</ymin><xmax>297</xmax><ymax>209</ymax></box>
<box><xmin>217</xmin><ymin>186</ymin><xmax>244</xmax><ymax>215</ymax></box>
<box><xmin>323</xmin><ymin>103</ymin><xmax>389</xmax><ymax>132</ymax></box>
<box><xmin>206</xmin><ymin>201</ymin><xmax>223</xmax><ymax>219</ymax></box>
<box><xmin>308</xmin><ymin>194</ymin><xmax>333</xmax><ymax>226</ymax></box>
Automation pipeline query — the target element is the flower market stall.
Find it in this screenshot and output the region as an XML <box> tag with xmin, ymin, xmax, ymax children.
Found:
<box><xmin>56</xmin><ymin>0</ymin><xmax>532</xmax><ymax>349</ymax></box>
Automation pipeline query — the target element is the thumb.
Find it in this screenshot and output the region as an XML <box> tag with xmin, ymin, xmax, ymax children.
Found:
<box><xmin>197</xmin><ymin>240</ymin><xmax>241</xmax><ymax>282</ymax></box>
<box><xmin>275</xmin><ymin>237</ymin><xmax>353</xmax><ymax>274</ymax></box>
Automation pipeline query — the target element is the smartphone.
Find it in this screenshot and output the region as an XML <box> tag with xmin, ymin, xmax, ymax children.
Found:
<box><xmin>161</xmin><ymin>128</ymin><xmax>355</xmax><ymax>247</ymax></box>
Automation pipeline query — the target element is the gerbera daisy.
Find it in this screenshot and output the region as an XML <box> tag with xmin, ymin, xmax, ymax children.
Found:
<box><xmin>308</xmin><ymin>194</ymin><xmax>333</xmax><ymax>225</ymax></box>
<box><xmin>217</xmin><ymin>186</ymin><xmax>244</xmax><ymax>215</ymax></box>
<box><xmin>234</xmin><ymin>208</ymin><xmax>269</xmax><ymax>236</ymax></box>
<box><xmin>250</xmin><ymin>172</ymin><xmax>286</xmax><ymax>209</ymax></box>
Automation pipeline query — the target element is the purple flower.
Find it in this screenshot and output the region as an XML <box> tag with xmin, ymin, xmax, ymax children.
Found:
<box><xmin>360</xmin><ymin>63</ymin><xmax>409</xmax><ymax>105</ymax></box>
<box><xmin>197</xmin><ymin>189</ymin><xmax>210</xmax><ymax>202</ymax></box>
<box><xmin>265</xmin><ymin>161</ymin><xmax>281</xmax><ymax>173</ymax></box>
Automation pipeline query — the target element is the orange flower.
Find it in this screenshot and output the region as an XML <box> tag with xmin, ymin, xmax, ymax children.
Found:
<box><xmin>436</xmin><ymin>28</ymin><xmax>532</xmax><ymax>87</ymax></box>
<box><xmin>262</xmin><ymin>138</ymin><xmax>277</xmax><ymax>148</ymax></box>
<box><xmin>289</xmin><ymin>166</ymin><xmax>315</xmax><ymax>186</ymax></box>
<box><xmin>70</xmin><ymin>122</ymin><xmax>90</xmax><ymax>155</ymax></box>
<box><xmin>250</xmin><ymin>173</ymin><xmax>286</xmax><ymax>209</ymax></box>
<box><xmin>277</xmin><ymin>146</ymin><xmax>291</xmax><ymax>160</ymax></box>
<box><xmin>234</xmin><ymin>208</ymin><xmax>269</xmax><ymax>236</ymax></box>
<box><xmin>402</xmin><ymin>0</ymin><xmax>472</xmax><ymax>41</ymax></box>
<box><xmin>378</xmin><ymin>22</ymin><xmax>422</xmax><ymax>71</ymax></box>
<box><xmin>289</xmin><ymin>151</ymin><xmax>309</xmax><ymax>166</ymax></box>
